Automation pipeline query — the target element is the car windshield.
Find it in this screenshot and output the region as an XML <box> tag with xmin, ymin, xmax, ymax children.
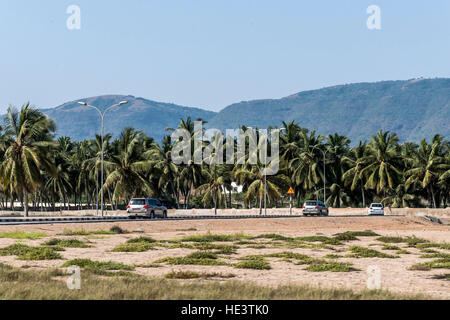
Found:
<box><xmin>130</xmin><ymin>199</ymin><xmax>145</xmax><ymax>205</ymax></box>
<box><xmin>372</xmin><ymin>203</ymin><xmax>383</xmax><ymax>208</ymax></box>
<box><xmin>305</xmin><ymin>201</ymin><xmax>317</xmax><ymax>206</ymax></box>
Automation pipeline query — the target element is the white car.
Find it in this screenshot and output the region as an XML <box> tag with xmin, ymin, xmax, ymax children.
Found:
<box><xmin>368</xmin><ymin>203</ymin><xmax>384</xmax><ymax>216</ymax></box>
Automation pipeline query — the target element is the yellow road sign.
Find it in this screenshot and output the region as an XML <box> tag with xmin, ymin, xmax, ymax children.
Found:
<box><xmin>287</xmin><ymin>186</ymin><xmax>295</xmax><ymax>195</ymax></box>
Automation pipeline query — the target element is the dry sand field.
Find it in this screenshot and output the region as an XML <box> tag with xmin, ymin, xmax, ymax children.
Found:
<box><xmin>0</xmin><ymin>215</ymin><xmax>448</xmax><ymax>299</ymax></box>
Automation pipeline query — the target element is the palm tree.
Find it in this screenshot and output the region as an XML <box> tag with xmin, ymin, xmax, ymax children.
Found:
<box><xmin>0</xmin><ymin>104</ymin><xmax>57</xmax><ymax>216</ymax></box>
<box><xmin>325</xmin><ymin>183</ymin><xmax>351</xmax><ymax>208</ymax></box>
<box><xmin>45</xmin><ymin>136</ymin><xmax>73</xmax><ymax>210</ymax></box>
<box><xmin>198</xmin><ymin>164</ymin><xmax>226</xmax><ymax>215</ymax></box>
<box><xmin>361</xmin><ymin>130</ymin><xmax>402</xmax><ymax>196</ymax></box>
<box><xmin>146</xmin><ymin>135</ymin><xmax>179</xmax><ymax>205</ymax></box>
<box><xmin>288</xmin><ymin>130</ymin><xmax>324</xmax><ymax>196</ymax></box>
<box><xmin>235</xmin><ymin>161</ymin><xmax>289</xmax><ymax>214</ymax></box>
<box><xmin>405</xmin><ymin>138</ymin><xmax>448</xmax><ymax>208</ymax></box>
<box><xmin>342</xmin><ymin>141</ymin><xmax>369</xmax><ymax>207</ymax></box>
<box><xmin>382</xmin><ymin>183</ymin><xmax>420</xmax><ymax>208</ymax></box>
<box><xmin>103</xmin><ymin>128</ymin><xmax>153</xmax><ymax>203</ymax></box>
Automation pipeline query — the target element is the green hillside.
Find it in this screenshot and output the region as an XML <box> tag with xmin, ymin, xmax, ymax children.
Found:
<box><xmin>35</xmin><ymin>78</ymin><xmax>449</xmax><ymax>143</ymax></box>
<box><xmin>42</xmin><ymin>95</ymin><xmax>217</xmax><ymax>142</ymax></box>
<box><xmin>208</xmin><ymin>78</ymin><xmax>450</xmax><ymax>142</ymax></box>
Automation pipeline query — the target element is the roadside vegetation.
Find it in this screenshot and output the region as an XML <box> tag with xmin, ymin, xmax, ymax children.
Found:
<box><xmin>0</xmin><ymin>263</ymin><xmax>429</xmax><ymax>299</ymax></box>
<box><xmin>0</xmin><ymin>105</ymin><xmax>448</xmax><ymax>216</ymax></box>
<box><xmin>0</xmin><ymin>244</ymin><xmax>62</xmax><ymax>260</ymax></box>
<box><xmin>0</xmin><ymin>231</ymin><xmax>46</xmax><ymax>240</ymax></box>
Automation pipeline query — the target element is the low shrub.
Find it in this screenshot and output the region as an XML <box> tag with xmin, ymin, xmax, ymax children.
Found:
<box><xmin>348</xmin><ymin>246</ymin><xmax>398</xmax><ymax>258</ymax></box>
<box><xmin>0</xmin><ymin>244</ymin><xmax>62</xmax><ymax>260</ymax></box>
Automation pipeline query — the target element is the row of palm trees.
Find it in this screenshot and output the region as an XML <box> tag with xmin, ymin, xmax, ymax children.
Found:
<box><xmin>0</xmin><ymin>104</ymin><xmax>449</xmax><ymax>216</ymax></box>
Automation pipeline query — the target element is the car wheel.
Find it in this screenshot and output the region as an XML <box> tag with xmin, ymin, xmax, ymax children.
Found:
<box><xmin>150</xmin><ymin>211</ymin><xmax>155</xmax><ymax>219</ymax></box>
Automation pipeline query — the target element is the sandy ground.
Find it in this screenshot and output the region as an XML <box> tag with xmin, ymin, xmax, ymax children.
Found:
<box><xmin>0</xmin><ymin>216</ymin><xmax>448</xmax><ymax>299</ymax></box>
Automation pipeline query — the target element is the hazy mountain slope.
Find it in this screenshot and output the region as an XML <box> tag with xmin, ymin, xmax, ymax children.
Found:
<box><xmin>207</xmin><ymin>78</ymin><xmax>450</xmax><ymax>142</ymax></box>
<box><xmin>41</xmin><ymin>95</ymin><xmax>217</xmax><ymax>142</ymax></box>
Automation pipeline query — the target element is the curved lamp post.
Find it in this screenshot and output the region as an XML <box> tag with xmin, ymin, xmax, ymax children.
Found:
<box><xmin>78</xmin><ymin>100</ymin><xmax>128</xmax><ymax>217</ymax></box>
<box><xmin>309</xmin><ymin>145</ymin><xmax>338</xmax><ymax>205</ymax></box>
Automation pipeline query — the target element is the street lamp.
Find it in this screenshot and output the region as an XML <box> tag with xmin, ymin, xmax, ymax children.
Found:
<box><xmin>78</xmin><ymin>100</ymin><xmax>128</xmax><ymax>217</ymax></box>
<box><xmin>309</xmin><ymin>145</ymin><xmax>338</xmax><ymax>206</ymax></box>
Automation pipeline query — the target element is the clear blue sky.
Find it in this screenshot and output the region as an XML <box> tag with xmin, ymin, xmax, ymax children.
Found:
<box><xmin>0</xmin><ymin>0</ymin><xmax>449</xmax><ymax>113</ymax></box>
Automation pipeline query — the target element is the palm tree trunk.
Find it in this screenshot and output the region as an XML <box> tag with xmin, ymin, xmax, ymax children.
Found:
<box><xmin>430</xmin><ymin>185</ymin><xmax>437</xmax><ymax>208</ymax></box>
<box><xmin>23</xmin><ymin>188</ymin><xmax>29</xmax><ymax>217</ymax></box>
<box><xmin>259</xmin><ymin>193</ymin><xmax>263</xmax><ymax>215</ymax></box>
<box><xmin>361</xmin><ymin>181</ymin><xmax>366</xmax><ymax>208</ymax></box>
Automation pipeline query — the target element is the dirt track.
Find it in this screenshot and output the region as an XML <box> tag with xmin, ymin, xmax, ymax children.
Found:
<box><xmin>0</xmin><ymin>216</ymin><xmax>448</xmax><ymax>299</ymax></box>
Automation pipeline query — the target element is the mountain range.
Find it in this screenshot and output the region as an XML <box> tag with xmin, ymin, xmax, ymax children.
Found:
<box><xmin>35</xmin><ymin>78</ymin><xmax>450</xmax><ymax>143</ymax></box>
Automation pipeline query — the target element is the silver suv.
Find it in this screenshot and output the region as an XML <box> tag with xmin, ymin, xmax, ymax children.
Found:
<box><xmin>127</xmin><ymin>198</ymin><xmax>168</xmax><ymax>219</ymax></box>
<box><xmin>302</xmin><ymin>200</ymin><xmax>329</xmax><ymax>216</ymax></box>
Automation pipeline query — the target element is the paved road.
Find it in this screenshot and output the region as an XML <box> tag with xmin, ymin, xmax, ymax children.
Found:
<box><xmin>0</xmin><ymin>214</ymin><xmax>404</xmax><ymax>225</ymax></box>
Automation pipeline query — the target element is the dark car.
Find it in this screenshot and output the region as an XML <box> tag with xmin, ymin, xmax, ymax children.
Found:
<box><xmin>126</xmin><ymin>198</ymin><xmax>168</xmax><ymax>219</ymax></box>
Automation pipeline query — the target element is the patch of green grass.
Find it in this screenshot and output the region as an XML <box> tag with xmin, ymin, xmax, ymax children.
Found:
<box><xmin>127</xmin><ymin>236</ymin><xmax>157</xmax><ymax>243</ymax></box>
<box><xmin>110</xmin><ymin>242</ymin><xmax>156</xmax><ymax>252</ymax></box>
<box><xmin>43</xmin><ymin>238</ymin><xmax>92</xmax><ymax>248</ymax></box>
<box><xmin>376</xmin><ymin>236</ymin><xmax>404</xmax><ymax>243</ymax></box>
<box><xmin>109</xmin><ymin>225</ymin><xmax>128</xmax><ymax>234</ymax></box>
<box><xmin>409</xmin><ymin>258</ymin><xmax>450</xmax><ymax>271</ymax></box>
<box><xmin>295</xmin><ymin>236</ymin><xmax>342</xmax><ymax>246</ymax></box>
<box><xmin>245</xmin><ymin>244</ymin><xmax>268</xmax><ymax>249</ymax></box>
<box><xmin>181</xmin><ymin>233</ymin><xmax>252</xmax><ymax>243</ymax></box>
<box><xmin>348</xmin><ymin>246</ymin><xmax>398</xmax><ymax>259</ymax></box>
<box><xmin>305</xmin><ymin>260</ymin><xmax>360</xmax><ymax>272</ymax></box>
<box><xmin>193</xmin><ymin>243</ymin><xmax>238</xmax><ymax>254</ymax></box>
<box><xmin>59</xmin><ymin>229</ymin><xmax>115</xmax><ymax>236</ymax></box>
<box><xmin>154</xmin><ymin>256</ymin><xmax>228</xmax><ymax>266</ymax></box>
<box><xmin>165</xmin><ymin>270</ymin><xmax>236</xmax><ymax>279</ymax></box>
<box><xmin>0</xmin><ymin>231</ymin><xmax>46</xmax><ymax>240</ymax></box>
<box><xmin>419</xmin><ymin>252</ymin><xmax>450</xmax><ymax>259</ymax></box>
<box><xmin>404</xmin><ymin>236</ymin><xmax>430</xmax><ymax>247</ymax></box>
<box><xmin>186</xmin><ymin>251</ymin><xmax>218</xmax><ymax>260</ymax></box>
<box><xmin>431</xmin><ymin>274</ymin><xmax>450</xmax><ymax>281</ymax></box>
<box><xmin>420</xmin><ymin>249</ymin><xmax>438</xmax><ymax>254</ymax></box>
<box><xmin>134</xmin><ymin>263</ymin><xmax>162</xmax><ymax>268</ymax></box>
<box><xmin>396</xmin><ymin>250</ymin><xmax>411</xmax><ymax>255</ymax></box>
<box><xmin>415</xmin><ymin>243</ymin><xmax>450</xmax><ymax>250</ymax></box>
<box><xmin>256</xmin><ymin>234</ymin><xmax>294</xmax><ymax>241</ymax></box>
<box><xmin>376</xmin><ymin>236</ymin><xmax>429</xmax><ymax>247</ymax></box>
<box><xmin>167</xmin><ymin>242</ymin><xmax>238</xmax><ymax>254</ymax></box>
<box><xmin>110</xmin><ymin>236</ymin><xmax>160</xmax><ymax>252</ymax></box>
<box><xmin>338</xmin><ymin>230</ymin><xmax>380</xmax><ymax>237</ymax></box>
<box><xmin>0</xmin><ymin>244</ymin><xmax>62</xmax><ymax>260</ymax></box>
<box><xmin>333</xmin><ymin>232</ymin><xmax>359</xmax><ymax>241</ymax></box>
<box><xmin>62</xmin><ymin>258</ymin><xmax>134</xmax><ymax>275</ymax></box>
<box><xmin>324</xmin><ymin>254</ymin><xmax>343</xmax><ymax>259</ymax></box>
<box><xmin>381</xmin><ymin>245</ymin><xmax>401</xmax><ymax>250</ymax></box>
<box><xmin>167</xmin><ymin>243</ymin><xmax>195</xmax><ymax>249</ymax></box>
<box><xmin>233</xmin><ymin>257</ymin><xmax>271</xmax><ymax>270</ymax></box>
<box><xmin>264</xmin><ymin>251</ymin><xmax>311</xmax><ymax>261</ymax></box>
